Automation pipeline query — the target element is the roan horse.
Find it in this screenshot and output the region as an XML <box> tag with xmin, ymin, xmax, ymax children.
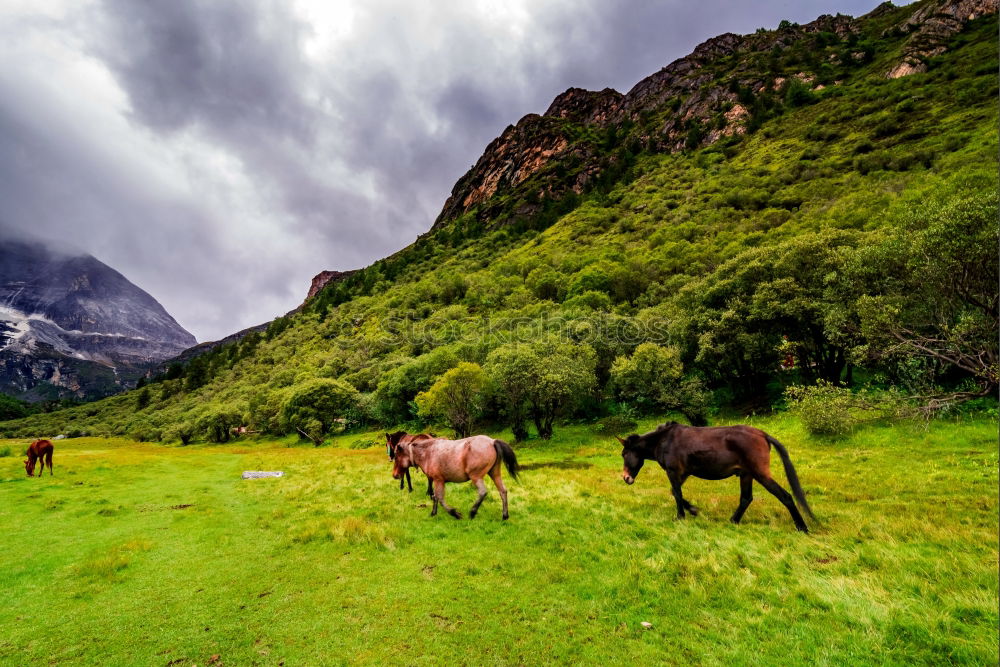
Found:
<box><xmin>385</xmin><ymin>431</ymin><xmax>434</xmax><ymax>495</ymax></box>
<box><xmin>24</xmin><ymin>439</ymin><xmax>54</xmax><ymax>477</ymax></box>
<box><xmin>388</xmin><ymin>432</ymin><xmax>519</xmax><ymax>520</ymax></box>
<box><xmin>618</xmin><ymin>422</ymin><xmax>815</xmax><ymax>532</ymax></box>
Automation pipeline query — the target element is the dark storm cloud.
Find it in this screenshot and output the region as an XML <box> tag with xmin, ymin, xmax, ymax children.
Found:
<box><xmin>0</xmin><ymin>0</ymin><xmax>900</xmax><ymax>341</ymax></box>
<box><xmin>93</xmin><ymin>0</ymin><xmax>313</xmax><ymax>139</ymax></box>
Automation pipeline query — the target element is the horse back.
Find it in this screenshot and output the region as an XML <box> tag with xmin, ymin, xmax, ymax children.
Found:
<box><xmin>29</xmin><ymin>439</ymin><xmax>54</xmax><ymax>457</ymax></box>
<box><xmin>422</xmin><ymin>435</ymin><xmax>496</xmax><ymax>482</ymax></box>
<box><xmin>668</xmin><ymin>425</ymin><xmax>770</xmax><ymax>478</ymax></box>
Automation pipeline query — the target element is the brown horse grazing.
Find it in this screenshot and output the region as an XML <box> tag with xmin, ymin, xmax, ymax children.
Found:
<box><xmin>385</xmin><ymin>431</ymin><xmax>435</xmax><ymax>495</ymax></box>
<box><xmin>24</xmin><ymin>439</ymin><xmax>54</xmax><ymax>477</ymax></box>
<box><xmin>617</xmin><ymin>421</ymin><xmax>815</xmax><ymax>532</ymax></box>
<box><xmin>390</xmin><ymin>433</ymin><xmax>519</xmax><ymax>520</ymax></box>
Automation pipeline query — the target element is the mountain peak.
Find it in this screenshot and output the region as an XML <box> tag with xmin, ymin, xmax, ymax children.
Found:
<box><xmin>0</xmin><ymin>239</ymin><xmax>196</xmax><ymax>400</ymax></box>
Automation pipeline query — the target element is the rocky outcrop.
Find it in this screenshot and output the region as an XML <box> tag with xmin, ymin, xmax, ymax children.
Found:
<box><xmin>307</xmin><ymin>269</ymin><xmax>357</xmax><ymax>300</ymax></box>
<box><xmin>432</xmin><ymin>0</ymin><xmax>996</xmax><ymax>228</ymax></box>
<box><xmin>435</xmin><ymin>115</ymin><xmax>582</xmax><ymax>224</ymax></box>
<box><xmin>0</xmin><ymin>239</ymin><xmax>195</xmax><ymax>400</ymax></box>
<box><xmin>887</xmin><ymin>0</ymin><xmax>998</xmax><ymax>77</ymax></box>
<box><xmin>544</xmin><ymin>88</ymin><xmax>625</xmax><ymax>125</ymax></box>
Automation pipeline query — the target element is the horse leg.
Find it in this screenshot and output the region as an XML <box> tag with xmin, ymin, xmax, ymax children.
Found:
<box><xmin>730</xmin><ymin>472</ymin><xmax>754</xmax><ymax>524</ymax></box>
<box><xmin>666</xmin><ymin>470</ymin><xmax>687</xmax><ymax>520</ymax></box>
<box><xmin>47</xmin><ymin>452</ymin><xmax>53</xmax><ymax>476</ymax></box>
<box><xmin>469</xmin><ymin>477</ymin><xmax>488</xmax><ymax>519</ymax></box>
<box><xmin>489</xmin><ymin>468</ymin><xmax>509</xmax><ymax>520</ymax></box>
<box><xmin>753</xmin><ymin>472</ymin><xmax>808</xmax><ymax>532</ymax></box>
<box><xmin>426</xmin><ymin>475</ymin><xmax>433</xmax><ymax>497</ymax></box>
<box><xmin>679</xmin><ymin>475</ymin><xmax>698</xmax><ymax>516</ymax></box>
<box><xmin>433</xmin><ymin>479</ymin><xmax>462</xmax><ymax>519</ymax></box>
<box><xmin>405</xmin><ymin>468</ymin><xmax>412</xmax><ymax>492</ymax></box>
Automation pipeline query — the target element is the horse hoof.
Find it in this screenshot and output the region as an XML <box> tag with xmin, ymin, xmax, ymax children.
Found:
<box><xmin>688</xmin><ymin>507</ymin><xmax>699</xmax><ymax>516</ymax></box>
<box><xmin>450</xmin><ymin>510</ymin><xmax>462</xmax><ymax>520</ymax></box>
<box><xmin>502</xmin><ymin>514</ymin><xmax>509</xmax><ymax>521</ymax></box>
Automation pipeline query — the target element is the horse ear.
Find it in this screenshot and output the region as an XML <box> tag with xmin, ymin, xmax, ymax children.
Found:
<box><xmin>615</xmin><ymin>436</ymin><xmax>626</xmax><ymax>445</ymax></box>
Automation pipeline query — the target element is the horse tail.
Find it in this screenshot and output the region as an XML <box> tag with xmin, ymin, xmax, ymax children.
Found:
<box><xmin>765</xmin><ymin>435</ymin><xmax>816</xmax><ymax>521</ymax></box>
<box><xmin>493</xmin><ymin>439</ymin><xmax>520</xmax><ymax>482</ymax></box>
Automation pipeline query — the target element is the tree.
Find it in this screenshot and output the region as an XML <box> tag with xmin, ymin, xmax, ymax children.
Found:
<box><xmin>281</xmin><ymin>378</ymin><xmax>361</xmax><ymax>438</ymax></box>
<box><xmin>486</xmin><ymin>336</ymin><xmax>597</xmax><ymax>439</ymax></box>
<box><xmin>415</xmin><ymin>362</ymin><xmax>489</xmax><ymax>437</ymax></box>
<box><xmin>849</xmin><ymin>192</ymin><xmax>998</xmax><ymax>403</ymax></box>
<box><xmin>671</xmin><ymin>230</ymin><xmax>859</xmax><ymax>394</ymax></box>
<box><xmin>610</xmin><ymin>343</ymin><xmax>710</xmax><ymax>425</ymax></box>
<box><xmin>197</xmin><ymin>407</ymin><xmax>243</xmax><ymax>443</ymax></box>
<box><xmin>371</xmin><ymin>346</ymin><xmax>465</xmax><ymax>423</ymax></box>
<box><xmin>135</xmin><ymin>387</ymin><xmax>151</xmax><ymax>410</ymax></box>
<box><xmin>525</xmin><ymin>266</ymin><xmax>565</xmax><ymax>301</ymax></box>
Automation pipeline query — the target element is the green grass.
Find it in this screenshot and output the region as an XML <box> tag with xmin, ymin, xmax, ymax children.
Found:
<box><xmin>1</xmin><ymin>416</ymin><xmax>996</xmax><ymax>665</ymax></box>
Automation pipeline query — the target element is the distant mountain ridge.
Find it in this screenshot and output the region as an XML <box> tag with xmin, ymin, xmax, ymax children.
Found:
<box><xmin>0</xmin><ymin>239</ymin><xmax>195</xmax><ymax>401</ymax></box>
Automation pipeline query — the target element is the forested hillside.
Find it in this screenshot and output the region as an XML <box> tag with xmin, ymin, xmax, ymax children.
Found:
<box><xmin>2</xmin><ymin>0</ymin><xmax>996</xmax><ymax>442</ymax></box>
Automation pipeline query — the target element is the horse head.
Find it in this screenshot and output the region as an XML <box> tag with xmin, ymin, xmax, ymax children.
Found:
<box><xmin>616</xmin><ymin>434</ymin><xmax>646</xmax><ymax>484</ymax></box>
<box><xmin>391</xmin><ymin>441</ymin><xmax>413</xmax><ymax>480</ymax></box>
<box><xmin>24</xmin><ymin>457</ymin><xmax>34</xmax><ymax>477</ymax></box>
<box><xmin>385</xmin><ymin>431</ymin><xmax>407</xmax><ymax>460</ymax></box>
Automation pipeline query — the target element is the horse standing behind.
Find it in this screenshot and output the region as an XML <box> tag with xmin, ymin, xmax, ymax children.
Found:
<box><xmin>24</xmin><ymin>439</ymin><xmax>54</xmax><ymax>477</ymax></box>
<box><xmin>618</xmin><ymin>421</ymin><xmax>815</xmax><ymax>532</ymax></box>
<box><xmin>385</xmin><ymin>431</ymin><xmax>435</xmax><ymax>495</ymax></box>
<box><xmin>389</xmin><ymin>433</ymin><xmax>519</xmax><ymax>520</ymax></box>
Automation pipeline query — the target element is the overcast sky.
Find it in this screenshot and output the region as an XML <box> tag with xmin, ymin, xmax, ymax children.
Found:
<box><xmin>0</xmin><ymin>0</ymin><xmax>897</xmax><ymax>342</ymax></box>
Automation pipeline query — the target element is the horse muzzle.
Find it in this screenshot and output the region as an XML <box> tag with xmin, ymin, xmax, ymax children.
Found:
<box><xmin>622</xmin><ymin>473</ymin><xmax>635</xmax><ymax>485</ymax></box>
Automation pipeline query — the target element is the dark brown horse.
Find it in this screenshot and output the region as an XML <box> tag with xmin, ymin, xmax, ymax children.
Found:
<box><xmin>389</xmin><ymin>433</ymin><xmax>519</xmax><ymax>520</ymax></box>
<box><xmin>24</xmin><ymin>439</ymin><xmax>54</xmax><ymax>477</ymax></box>
<box><xmin>618</xmin><ymin>422</ymin><xmax>815</xmax><ymax>532</ymax></box>
<box><xmin>385</xmin><ymin>431</ymin><xmax>435</xmax><ymax>495</ymax></box>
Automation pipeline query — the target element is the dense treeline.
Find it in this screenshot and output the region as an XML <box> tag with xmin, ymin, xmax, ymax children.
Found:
<box><xmin>1</xmin><ymin>12</ymin><xmax>996</xmax><ymax>444</ymax></box>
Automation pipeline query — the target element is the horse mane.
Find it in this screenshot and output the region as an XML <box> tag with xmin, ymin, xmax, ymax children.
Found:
<box><xmin>406</xmin><ymin>433</ymin><xmax>437</xmax><ymax>447</ymax></box>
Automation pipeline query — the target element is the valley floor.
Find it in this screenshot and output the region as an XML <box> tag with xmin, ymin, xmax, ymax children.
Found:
<box><xmin>1</xmin><ymin>416</ymin><xmax>997</xmax><ymax>665</ymax></box>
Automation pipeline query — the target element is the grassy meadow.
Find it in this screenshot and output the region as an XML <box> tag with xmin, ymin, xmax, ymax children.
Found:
<box><xmin>1</xmin><ymin>415</ymin><xmax>996</xmax><ymax>665</ymax></box>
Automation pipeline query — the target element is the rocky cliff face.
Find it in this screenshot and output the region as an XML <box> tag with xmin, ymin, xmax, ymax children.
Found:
<box><xmin>432</xmin><ymin>0</ymin><xmax>996</xmax><ymax>229</ymax></box>
<box><xmin>307</xmin><ymin>270</ymin><xmax>357</xmax><ymax>300</ymax></box>
<box><xmin>887</xmin><ymin>0</ymin><xmax>998</xmax><ymax>77</ymax></box>
<box><xmin>0</xmin><ymin>239</ymin><xmax>196</xmax><ymax>400</ymax></box>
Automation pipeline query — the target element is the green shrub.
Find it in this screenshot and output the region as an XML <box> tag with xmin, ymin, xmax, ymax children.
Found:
<box><xmin>281</xmin><ymin>378</ymin><xmax>361</xmax><ymax>437</ymax></box>
<box><xmin>591</xmin><ymin>412</ymin><xmax>639</xmax><ymax>436</ymax></box>
<box><xmin>164</xmin><ymin>423</ymin><xmax>195</xmax><ymax>446</ymax></box>
<box><xmin>197</xmin><ymin>407</ymin><xmax>243</xmax><ymax>443</ymax></box>
<box><xmin>783</xmin><ymin>382</ymin><xmax>914</xmax><ymax>435</ymax></box>
<box><xmin>785</xmin><ymin>382</ymin><xmax>859</xmax><ymax>435</ymax></box>
<box><xmin>0</xmin><ymin>446</ymin><xmax>12</xmax><ymax>457</ymax></box>
<box><xmin>563</xmin><ymin>290</ymin><xmax>612</xmax><ymax>311</ymax></box>
<box><xmin>126</xmin><ymin>418</ymin><xmax>161</xmax><ymax>443</ymax></box>
<box><xmin>784</xmin><ymin>79</ymin><xmax>817</xmax><ymax>107</ymax></box>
